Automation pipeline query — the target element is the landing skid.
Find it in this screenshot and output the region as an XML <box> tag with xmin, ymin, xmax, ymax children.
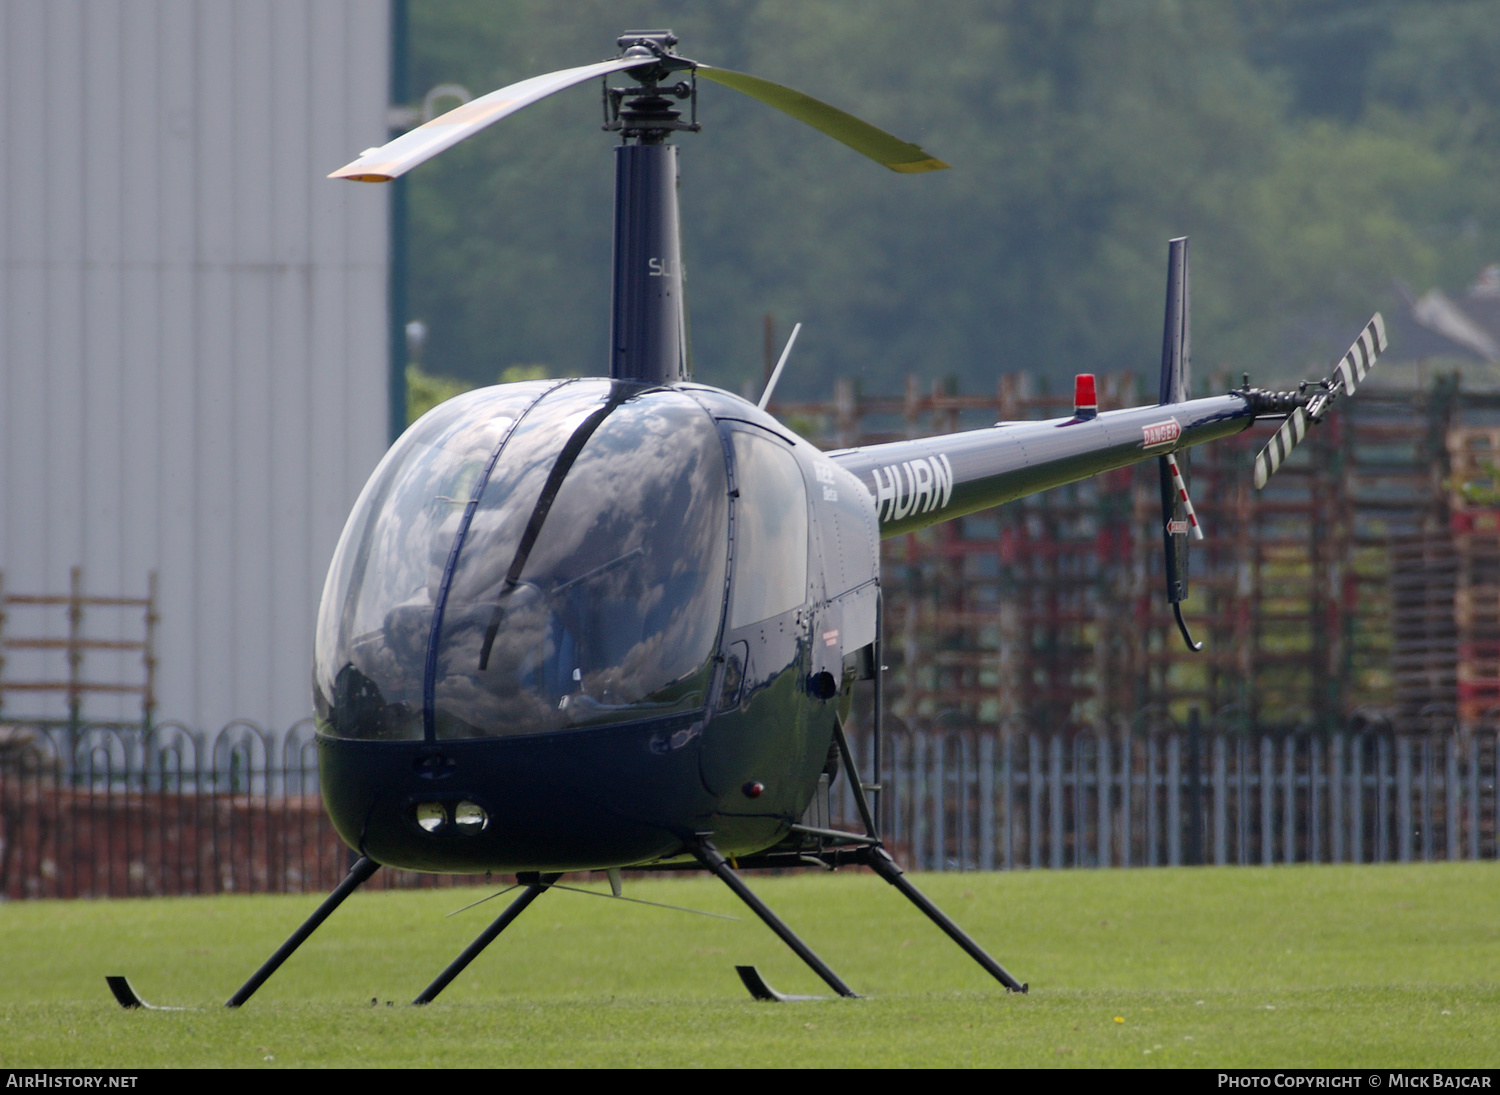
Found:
<box><xmin>736</xmin><ymin>965</ymin><xmax>826</xmax><ymax>1002</ymax></box>
<box><xmin>105</xmin><ymin>975</ymin><xmax>184</xmax><ymax>1010</ymax></box>
<box><xmin>675</xmin><ymin>717</ymin><xmax>1026</xmax><ymax>1000</ymax></box>
<box><xmin>107</xmin><ymin>854</ymin><xmax>383</xmax><ymax>1011</ymax></box>
<box><xmin>676</xmin><ymin>839</ymin><xmax>1028</xmax><ymax>1002</ymax></box>
<box><xmin>700</xmin><ymin>714</ymin><xmax>1028</xmax><ymax>1000</ymax></box>
<box><xmin>106</xmin><ymin>745</ymin><xmax>1026</xmax><ymax>1008</ymax></box>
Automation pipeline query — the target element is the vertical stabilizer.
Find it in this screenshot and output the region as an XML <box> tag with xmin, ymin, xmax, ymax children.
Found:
<box><xmin>1159</xmin><ymin>237</ymin><xmax>1190</xmax><ymax>406</ymax></box>
<box><xmin>1157</xmin><ymin>237</ymin><xmax>1200</xmax><ymax>649</ymax></box>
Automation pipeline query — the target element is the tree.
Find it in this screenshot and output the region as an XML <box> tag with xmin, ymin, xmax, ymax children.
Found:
<box><xmin>404</xmin><ymin>0</ymin><xmax>1499</xmax><ymax>395</ymax></box>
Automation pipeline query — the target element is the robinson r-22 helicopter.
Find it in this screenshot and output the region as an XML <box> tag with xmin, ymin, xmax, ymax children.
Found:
<box><xmin>108</xmin><ymin>30</ymin><xmax>1387</xmax><ymax>1010</ymax></box>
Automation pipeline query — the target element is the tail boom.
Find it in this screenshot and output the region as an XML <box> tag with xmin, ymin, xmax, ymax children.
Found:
<box><xmin>829</xmin><ymin>393</ymin><xmax>1254</xmax><ymax>537</ymax></box>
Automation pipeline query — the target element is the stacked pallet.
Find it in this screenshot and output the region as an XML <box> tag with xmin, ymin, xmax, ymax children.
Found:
<box><xmin>1447</xmin><ymin>428</ymin><xmax>1500</xmax><ymax>725</ymax></box>
<box><xmin>788</xmin><ymin>374</ymin><xmax>1462</xmax><ymax>734</ymax></box>
<box><xmin>1390</xmin><ymin>534</ymin><xmax>1458</xmax><ymax>723</ymax></box>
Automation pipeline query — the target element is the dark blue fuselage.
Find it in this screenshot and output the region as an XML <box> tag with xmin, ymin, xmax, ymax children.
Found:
<box><xmin>314</xmin><ymin>376</ymin><xmax>1253</xmax><ymax>873</ymax></box>
<box><xmin>315</xmin><ymin>380</ymin><xmax>878</xmax><ymax>873</ymax></box>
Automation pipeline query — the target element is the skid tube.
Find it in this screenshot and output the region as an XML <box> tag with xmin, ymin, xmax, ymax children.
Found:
<box><xmin>109</xmin><ymin>856</ymin><xmax>382</xmax><ymax>1010</ymax></box>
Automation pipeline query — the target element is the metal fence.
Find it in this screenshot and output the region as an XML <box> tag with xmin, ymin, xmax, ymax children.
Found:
<box><xmin>2</xmin><ymin>720</ymin><xmax>1496</xmax><ymax>900</ymax></box>
<box><xmin>836</xmin><ymin>727</ymin><xmax>1500</xmax><ymax>871</ymax></box>
<box><xmin>0</xmin><ymin>720</ymin><xmax>474</xmax><ymax>899</ymax></box>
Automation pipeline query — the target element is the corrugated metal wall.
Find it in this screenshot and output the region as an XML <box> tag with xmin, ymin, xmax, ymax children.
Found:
<box><xmin>0</xmin><ymin>1</ymin><xmax>390</xmax><ymax>730</ymax></box>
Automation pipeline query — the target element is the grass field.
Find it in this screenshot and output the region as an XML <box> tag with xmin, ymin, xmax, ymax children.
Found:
<box><xmin>0</xmin><ymin>863</ymin><xmax>1495</xmax><ymax>1068</ymax></box>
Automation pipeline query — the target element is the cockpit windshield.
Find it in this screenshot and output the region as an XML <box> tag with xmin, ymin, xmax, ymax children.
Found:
<box><xmin>315</xmin><ymin>381</ymin><xmax>729</xmax><ymax>740</ymax></box>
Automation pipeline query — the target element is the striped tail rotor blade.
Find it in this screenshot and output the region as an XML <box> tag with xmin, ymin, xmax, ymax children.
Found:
<box><xmin>1254</xmin><ymin>406</ymin><xmax>1308</xmax><ymax>490</ymax></box>
<box><xmin>1253</xmin><ymin>313</ymin><xmax>1385</xmax><ymax>490</ymax></box>
<box><xmin>1331</xmin><ymin>313</ymin><xmax>1388</xmax><ymax>398</ymax></box>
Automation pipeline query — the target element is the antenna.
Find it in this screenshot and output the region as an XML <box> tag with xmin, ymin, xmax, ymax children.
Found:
<box><xmin>757</xmin><ymin>322</ymin><xmax>802</xmax><ymax>410</ymax></box>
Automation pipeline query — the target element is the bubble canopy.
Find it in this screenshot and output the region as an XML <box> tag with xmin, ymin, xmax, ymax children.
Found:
<box><xmin>315</xmin><ymin>380</ymin><xmax>730</xmax><ymax>741</ymax></box>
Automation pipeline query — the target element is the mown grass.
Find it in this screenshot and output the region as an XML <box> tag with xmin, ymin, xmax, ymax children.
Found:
<box><xmin>0</xmin><ymin>863</ymin><xmax>1495</xmax><ymax>1067</ymax></box>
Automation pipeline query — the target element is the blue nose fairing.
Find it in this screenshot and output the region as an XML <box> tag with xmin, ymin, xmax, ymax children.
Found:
<box><xmin>314</xmin><ymin>380</ymin><xmax>731</xmax><ymax>870</ymax></box>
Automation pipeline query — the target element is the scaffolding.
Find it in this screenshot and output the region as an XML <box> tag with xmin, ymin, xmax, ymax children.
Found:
<box><xmin>1445</xmin><ymin>422</ymin><xmax>1500</xmax><ymax>728</ymax></box>
<box><xmin>0</xmin><ymin>567</ymin><xmax>158</xmax><ymax>730</ymax></box>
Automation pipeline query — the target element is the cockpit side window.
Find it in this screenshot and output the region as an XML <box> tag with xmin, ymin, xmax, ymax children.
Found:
<box><xmin>728</xmin><ymin>430</ymin><xmax>809</xmax><ymax>629</ymax></box>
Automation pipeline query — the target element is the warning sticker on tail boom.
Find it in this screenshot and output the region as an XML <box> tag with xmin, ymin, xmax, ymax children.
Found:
<box><xmin>1143</xmin><ymin>419</ymin><xmax>1181</xmax><ymax>449</ymax></box>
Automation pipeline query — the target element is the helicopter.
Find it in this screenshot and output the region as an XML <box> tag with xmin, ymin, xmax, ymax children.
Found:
<box><xmin>107</xmin><ymin>30</ymin><xmax>1387</xmax><ymax>1011</ymax></box>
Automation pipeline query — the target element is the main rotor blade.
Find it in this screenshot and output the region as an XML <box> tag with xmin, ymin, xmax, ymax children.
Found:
<box><xmin>695</xmin><ymin>66</ymin><xmax>949</xmax><ymax>173</ymax></box>
<box><xmin>331</xmin><ymin>57</ymin><xmax>654</xmax><ymax>182</ymax></box>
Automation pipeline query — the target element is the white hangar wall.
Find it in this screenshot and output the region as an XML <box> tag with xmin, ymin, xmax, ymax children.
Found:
<box><xmin>0</xmin><ymin>1</ymin><xmax>391</xmax><ymax>732</ymax></box>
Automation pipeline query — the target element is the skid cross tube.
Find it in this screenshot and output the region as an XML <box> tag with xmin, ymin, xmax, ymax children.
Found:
<box><xmin>413</xmin><ymin>873</ymin><xmax>561</xmax><ymax>1005</ymax></box>
<box><xmin>226</xmin><ymin>855</ymin><xmax>381</xmax><ymax>1008</ymax></box>
<box><xmin>691</xmin><ymin>837</ymin><xmax>857</xmax><ymax>998</ymax></box>
<box><xmin>860</xmin><ymin>846</ymin><xmax>1027</xmax><ymax>993</ymax></box>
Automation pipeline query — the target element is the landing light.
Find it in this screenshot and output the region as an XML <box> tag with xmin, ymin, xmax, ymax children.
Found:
<box><xmin>415</xmin><ymin>802</ymin><xmax>446</xmax><ymax>833</ymax></box>
<box><xmin>454</xmin><ymin>801</ymin><xmax>489</xmax><ymax>833</ymax></box>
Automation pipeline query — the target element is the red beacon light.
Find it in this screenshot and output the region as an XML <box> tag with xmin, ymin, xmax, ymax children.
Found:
<box><xmin>1073</xmin><ymin>373</ymin><xmax>1098</xmax><ymax>420</ymax></box>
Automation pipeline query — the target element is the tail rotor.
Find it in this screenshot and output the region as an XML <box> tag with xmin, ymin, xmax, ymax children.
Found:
<box><xmin>1251</xmin><ymin>314</ymin><xmax>1387</xmax><ymax>490</ymax></box>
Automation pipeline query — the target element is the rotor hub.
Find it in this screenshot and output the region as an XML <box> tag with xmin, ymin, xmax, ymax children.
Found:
<box><xmin>604</xmin><ymin>30</ymin><xmax>699</xmax><ymax>142</ymax></box>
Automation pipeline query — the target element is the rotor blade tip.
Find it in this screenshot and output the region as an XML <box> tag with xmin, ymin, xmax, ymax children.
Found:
<box><xmin>328</xmin><ymin>168</ymin><xmax>394</xmax><ymax>183</ymax></box>
<box><xmin>889</xmin><ymin>157</ymin><xmax>951</xmax><ymax>173</ymax></box>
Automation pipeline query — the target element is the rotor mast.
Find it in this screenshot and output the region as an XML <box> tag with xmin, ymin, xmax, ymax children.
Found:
<box><xmin>606</xmin><ymin>32</ymin><xmax>698</xmax><ymax>385</ymax></box>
